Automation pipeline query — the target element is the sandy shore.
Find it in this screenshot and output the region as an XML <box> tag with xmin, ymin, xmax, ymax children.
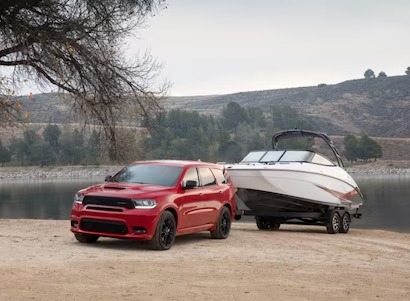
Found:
<box><xmin>0</xmin><ymin>220</ymin><xmax>409</xmax><ymax>301</ymax></box>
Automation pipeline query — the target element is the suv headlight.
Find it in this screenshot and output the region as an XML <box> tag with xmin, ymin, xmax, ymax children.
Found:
<box><xmin>73</xmin><ymin>193</ymin><xmax>84</xmax><ymax>204</ymax></box>
<box><xmin>132</xmin><ymin>199</ymin><xmax>157</xmax><ymax>209</ymax></box>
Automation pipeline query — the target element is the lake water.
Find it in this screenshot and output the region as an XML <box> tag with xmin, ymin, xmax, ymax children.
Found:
<box><xmin>0</xmin><ymin>175</ymin><xmax>409</xmax><ymax>232</ymax></box>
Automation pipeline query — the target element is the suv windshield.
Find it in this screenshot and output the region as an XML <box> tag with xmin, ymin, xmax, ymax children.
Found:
<box><xmin>109</xmin><ymin>164</ymin><xmax>183</xmax><ymax>186</ymax></box>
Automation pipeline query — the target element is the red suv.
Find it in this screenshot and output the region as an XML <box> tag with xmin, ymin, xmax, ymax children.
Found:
<box><xmin>70</xmin><ymin>160</ymin><xmax>236</xmax><ymax>250</ymax></box>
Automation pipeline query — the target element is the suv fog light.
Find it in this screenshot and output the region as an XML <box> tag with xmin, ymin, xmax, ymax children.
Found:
<box><xmin>133</xmin><ymin>227</ymin><xmax>147</xmax><ymax>234</ymax></box>
<box><xmin>71</xmin><ymin>220</ymin><xmax>79</xmax><ymax>227</ymax></box>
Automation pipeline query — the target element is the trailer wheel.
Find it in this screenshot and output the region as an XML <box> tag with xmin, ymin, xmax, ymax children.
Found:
<box><xmin>339</xmin><ymin>213</ymin><xmax>351</xmax><ymax>233</ymax></box>
<box><xmin>271</xmin><ymin>222</ymin><xmax>281</xmax><ymax>230</ymax></box>
<box><xmin>256</xmin><ymin>218</ymin><xmax>280</xmax><ymax>230</ymax></box>
<box><xmin>326</xmin><ymin>211</ymin><xmax>341</xmax><ymax>234</ymax></box>
<box><xmin>256</xmin><ymin>217</ymin><xmax>270</xmax><ymax>230</ymax></box>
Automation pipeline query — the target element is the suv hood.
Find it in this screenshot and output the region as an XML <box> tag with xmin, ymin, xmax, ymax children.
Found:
<box><xmin>82</xmin><ymin>182</ymin><xmax>174</xmax><ymax>199</ymax></box>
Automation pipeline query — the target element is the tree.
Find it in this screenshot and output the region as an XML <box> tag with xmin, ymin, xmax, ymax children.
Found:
<box><xmin>364</xmin><ymin>69</ymin><xmax>375</xmax><ymax>79</ymax></box>
<box><xmin>29</xmin><ymin>140</ymin><xmax>56</xmax><ymax>166</ymax></box>
<box><xmin>343</xmin><ymin>134</ymin><xmax>359</xmax><ymax>162</ymax></box>
<box><xmin>269</xmin><ymin>105</ymin><xmax>313</xmax><ymax>131</ymax></box>
<box><xmin>344</xmin><ymin>133</ymin><xmax>382</xmax><ymax>162</ymax></box>
<box><xmin>378</xmin><ymin>71</ymin><xmax>387</xmax><ymax>78</ymax></box>
<box><xmin>0</xmin><ymin>0</ymin><xmax>167</xmax><ymax>159</ymax></box>
<box><xmin>59</xmin><ymin>129</ymin><xmax>86</xmax><ymax>165</ymax></box>
<box><xmin>43</xmin><ymin>124</ymin><xmax>61</xmax><ymax>153</ymax></box>
<box><xmin>246</xmin><ymin>107</ymin><xmax>266</xmax><ymax>128</ymax></box>
<box><xmin>0</xmin><ymin>139</ymin><xmax>11</xmax><ymax>166</ymax></box>
<box><xmin>406</xmin><ymin>67</ymin><xmax>410</xmax><ymax>75</ymax></box>
<box><xmin>221</xmin><ymin>102</ymin><xmax>249</xmax><ymax>132</ymax></box>
<box><xmin>217</xmin><ymin>141</ymin><xmax>243</xmax><ymax>163</ymax></box>
<box><xmin>357</xmin><ymin>134</ymin><xmax>382</xmax><ymax>161</ymax></box>
<box><xmin>86</xmin><ymin>130</ymin><xmax>103</xmax><ymax>165</ymax></box>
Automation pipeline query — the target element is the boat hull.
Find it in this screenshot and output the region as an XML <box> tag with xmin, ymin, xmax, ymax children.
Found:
<box><xmin>227</xmin><ymin>164</ymin><xmax>364</xmax><ymax>215</ymax></box>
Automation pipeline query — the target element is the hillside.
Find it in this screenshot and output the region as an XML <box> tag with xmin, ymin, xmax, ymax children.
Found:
<box><xmin>166</xmin><ymin>75</ymin><xmax>410</xmax><ymax>138</ymax></box>
<box><xmin>9</xmin><ymin>75</ymin><xmax>410</xmax><ymax>139</ymax></box>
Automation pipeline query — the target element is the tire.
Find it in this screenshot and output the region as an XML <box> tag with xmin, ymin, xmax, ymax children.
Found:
<box><xmin>150</xmin><ymin>211</ymin><xmax>176</xmax><ymax>250</ymax></box>
<box><xmin>256</xmin><ymin>217</ymin><xmax>270</xmax><ymax>230</ymax></box>
<box><xmin>339</xmin><ymin>213</ymin><xmax>351</xmax><ymax>233</ymax></box>
<box><xmin>74</xmin><ymin>233</ymin><xmax>99</xmax><ymax>243</ymax></box>
<box><xmin>271</xmin><ymin>222</ymin><xmax>281</xmax><ymax>230</ymax></box>
<box><xmin>210</xmin><ymin>206</ymin><xmax>232</xmax><ymax>239</ymax></box>
<box><xmin>256</xmin><ymin>218</ymin><xmax>280</xmax><ymax>230</ymax></box>
<box><xmin>326</xmin><ymin>211</ymin><xmax>341</xmax><ymax>234</ymax></box>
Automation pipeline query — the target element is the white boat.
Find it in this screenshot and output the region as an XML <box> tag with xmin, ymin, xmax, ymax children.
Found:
<box><xmin>225</xmin><ymin>129</ymin><xmax>364</xmax><ymax>234</ymax></box>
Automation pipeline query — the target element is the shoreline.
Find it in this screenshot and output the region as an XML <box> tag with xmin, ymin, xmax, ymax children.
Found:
<box><xmin>0</xmin><ymin>165</ymin><xmax>122</xmax><ymax>180</ymax></box>
<box><xmin>1</xmin><ymin>164</ymin><xmax>410</xmax><ymax>180</ymax></box>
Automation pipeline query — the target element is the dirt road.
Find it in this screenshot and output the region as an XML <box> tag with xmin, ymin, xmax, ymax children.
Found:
<box><xmin>0</xmin><ymin>219</ymin><xmax>409</xmax><ymax>301</ymax></box>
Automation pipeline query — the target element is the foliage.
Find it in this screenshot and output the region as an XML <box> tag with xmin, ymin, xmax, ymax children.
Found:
<box><xmin>0</xmin><ymin>0</ymin><xmax>167</xmax><ymax>159</ymax></box>
<box><xmin>378</xmin><ymin>71</ymin><xmax>387</xmax><ymax>78</ymax></box>
<box><xmin>364</xmin><ymin>69</ymin><xmax>375</xmax><ymax>79</ymax></box>
<box><xmin>343</xmin><ymin>133</ymin><xmax>382</xmax><ymax>162</ymax></box>
<box><xmin>0</xmin><ymin>102</ymin><xmax>329</xmax><ymax>166</ymax></box>
<box><xmin>0</xmin><ymin>77</ymin><xmax>29</xmax><ymax>125</ymax></box>
<box><xmin>357</xmin><ymin>134</ymin><xmax>382</xmax><ymax>161</ymax></box>
<box><xmin>145</xmin><ymin>109</ymin><xmax>217</xmax><ymax>161</ymax></box>
<box><xmin>59</xmin><ymin>129</ymin><xmax>86</xmax><ymax>165</ymax></box>
<box><xmin>276</xmin><ymin>137</ymin><xmax>315</xmax><ymax>151</ymax></box>
<box><xmin>406</xmin><ymin>67</ymin><xmax>410</xmax><ymax>75</ymax></box>
<box><xmin>217</xmin><ymin>141</ymin><xmax>243</xmax><ymax>163</ymax></box>
<box><xmin>268</xmin><ymin>106</ymin><xmax>313</xmax><ymax>133</ymax></box>
<box><xmin>0</xmin><ymin>139</ymin><xmax>11</xmax><ymax>166</ymax></box>
<box><xmin>221</xmin><ymin>102</ymin><xmax>249</xmax><ymax>132</ymax></box>
<box><xmin>343</xmin><ymin>134</ymin><xmax>359</xmax><ymax>162</ymax></box>
<box><xmin>43</xmin><ymin>124</ymin><xmax>61</xmax><ymax>153</ymax></box>
<box><xmin>86</xmin><ymin>130</ymin><xmax>103</xmax><ymax>165</ymax></box>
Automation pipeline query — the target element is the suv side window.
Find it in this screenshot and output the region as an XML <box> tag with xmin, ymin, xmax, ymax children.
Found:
<box><xmin>182</xmin><ymin>168</ymin><xmax>199</xmax><ymax>187</ymax></box>
<box><xmin>198</xmin><ymin>167</ymin><xmax>217</xmax><ymax>186</ymax></box>
<box><xmin>211</xmin><ymin>168</ymin><xmax>230</xmax><ymax>184</ymax></box>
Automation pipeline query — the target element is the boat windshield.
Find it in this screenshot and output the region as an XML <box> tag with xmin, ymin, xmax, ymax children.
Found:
<box><xmin>280</xmin><ymin>151</ymin><xmax>314</xmax><ymax>162</ymax></box>
<box><xmin>240</xmin><ymin>151</ymin><xmax>268</xmax><ymax>162</ymax></box>
<box><xmin>260</xmin><ymin>151</ymin><xmax>285</xmax><ymax>162</ymax></box>
<box><xmin>240</xmin><ymin>150</ymin><xmax>334</xmax><ymax>166</ymax></box>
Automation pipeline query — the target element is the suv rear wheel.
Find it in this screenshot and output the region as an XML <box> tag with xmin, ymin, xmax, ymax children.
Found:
<box><xmin>210</xmin><ymin>206</ymin><xmax>231</xmax><ymax>239</ymax></box>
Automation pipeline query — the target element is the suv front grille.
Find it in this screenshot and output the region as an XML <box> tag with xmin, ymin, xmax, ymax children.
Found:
<box><xmin>80</xmin><ymin>218</ymin><xmax>128</xmax><ymax>234</ymax></box>
<box><xmin>83</xmin><ymin>196</ymin><xmax>134</xmax><ymax>209</ymax></box>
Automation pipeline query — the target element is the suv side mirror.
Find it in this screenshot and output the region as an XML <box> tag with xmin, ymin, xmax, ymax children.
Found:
<box><xmin>182</xmin><ymin>180</ymin><xmax>197</xmax><ymax>189</ymax></box>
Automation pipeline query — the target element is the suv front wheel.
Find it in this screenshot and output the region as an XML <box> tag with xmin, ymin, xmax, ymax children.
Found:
<box><xmin>150</xmin><ymin>211</ymin><xmax>176</xmax><ymax>250</ymax></box>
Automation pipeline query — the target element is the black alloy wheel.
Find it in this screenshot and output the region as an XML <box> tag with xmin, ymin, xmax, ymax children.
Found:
<box><xmin>150</xmin><ymin>211</ymin><xmax>176</xmax><ymax>250</ymax></box>
<box><xmin>211</xmin><ymin>206</ymin><xmax>232</xmax><ymax>239</ymax></box>
<box><xmin>339</xmin><ymin>212</ymin><xmax>351</xmax><ymax>233</ymax></box>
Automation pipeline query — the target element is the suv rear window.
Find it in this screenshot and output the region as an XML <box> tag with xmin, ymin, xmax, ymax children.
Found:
<box><xmin>198</xmin><ymin>168</ymin><xmax>217</xmax><ymax>186</ymax></box>
<box><xmin>212</xmin><ymin>168</ymin><xmax>230</xmax><ymax>184</ymax></box>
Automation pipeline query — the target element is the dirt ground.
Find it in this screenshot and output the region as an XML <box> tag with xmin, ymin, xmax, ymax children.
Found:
<box><xmin>0</xmin><ymin>220</ymin><xmax>409</xmax><ymax>301</ymax></box>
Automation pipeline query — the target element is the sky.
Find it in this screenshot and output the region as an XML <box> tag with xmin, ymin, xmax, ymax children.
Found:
<box><xmin>128</xmin><ymin>0</ymin><xmax>410</xmax><ymax>96</ymax></box>
<box><xmin>9</xmin><ymin>0</ymin><xmax>410</xmax><ymax>97</ymax></box>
